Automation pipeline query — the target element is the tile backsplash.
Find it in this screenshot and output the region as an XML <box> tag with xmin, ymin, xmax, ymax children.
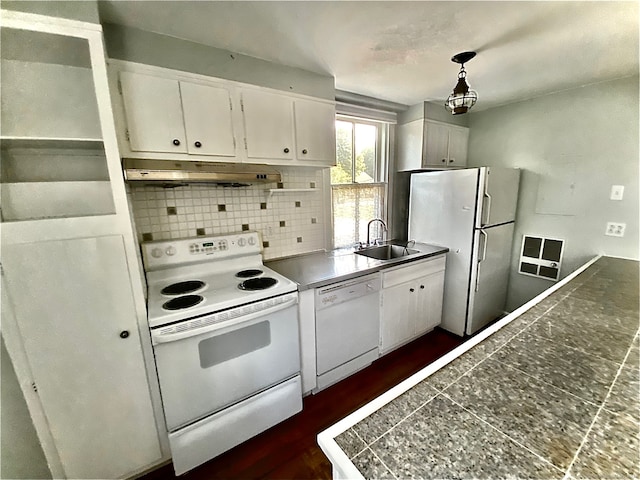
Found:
<box><xmin>128</xmin><ymin>167</ymin><xmax>328</xmax><ymax>260</ymax></box>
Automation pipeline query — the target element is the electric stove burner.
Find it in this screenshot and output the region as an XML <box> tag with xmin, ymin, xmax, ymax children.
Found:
<box><xmin>235</xmin><ymin>269</ymin><xmax>263</xmax><ymax>278</ymax></box>
<box><xmin>238</xmin><ymin>277</ymin><xmax>278</xmax><ymax>291</ymax></box>
<box><xmin>162</xmin><ymin>295</ymin><xmax>204</xmax><ymax>311</ymax></box>
<box><xmin>161</xmin><ymin>280</ymin><xmax>206</xmax><ymax>296</ymax></box>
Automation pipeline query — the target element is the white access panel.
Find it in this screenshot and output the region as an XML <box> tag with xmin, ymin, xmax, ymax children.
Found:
<box><xmin>408</xmin><ymin>169</ymin><xmax>479</xmax><ymax>336</ymax></box>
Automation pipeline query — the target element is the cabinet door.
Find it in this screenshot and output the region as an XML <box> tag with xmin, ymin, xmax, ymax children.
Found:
<box><xmin>414</xmin><ymin>271</ymin><xmax>445</xmax><ymax>336</ymax></box>
<box><xmin>380</xmin><ymin>282</ymin><xmax>415</xmax><ymax>354</ymax></box>
<box><xmin>120</xmin><ymin>71</ymin><xmax>187</xmax><ymax>153</ymax></box>
<box><xmin>1</xmin><ymin>236</ymin><xmax>161</xmax><ymax>479</ymax></box>
<box><xmin>447</xmin><ymin>126</ymin><xmax>469</xmax><ymax>167</ymax></box>
<box><xmin>294</xmin><ymin>99</ymin><xmax>336</xmax><ymax>164</ymax></box>
<box><xmin>241</xmin><ymin>89</ymin><xmax>294</xmax><ymax>161</ymax></box>
<box><xmin>397</xmin><ymin>120</ymin><xmax>425</xmax><ymax>171</ymax></box>
<box><xmin>180</xmin><ymin>81</ymin><xmax>236</xmax><ymax>157</ymax></box>
<box><xmin>424</xmin><ymin>121</ymin><xmax>451</xmax><ymax>167</ymax></box>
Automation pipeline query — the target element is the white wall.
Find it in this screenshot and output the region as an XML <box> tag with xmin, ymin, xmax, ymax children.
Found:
<box><xmin>468</xmin><ymin>75</ymin><xmax>639</xmax><ymax>309</ymax></box>
<box><xmin>1</xmin><ymin>338</ymin><xmax>51</xmax><ymax>480</ymax></box>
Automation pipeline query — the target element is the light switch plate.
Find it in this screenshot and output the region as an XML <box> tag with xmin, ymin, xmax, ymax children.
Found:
<box><xmin>610</xmin><ymin>185</ymin><xmax>624</xmax><ymax>200</ymax></box>
<box><xmin>605</xmin><ymin>222</ymin><xmax>626</xmax><ymax>237</ymax></box>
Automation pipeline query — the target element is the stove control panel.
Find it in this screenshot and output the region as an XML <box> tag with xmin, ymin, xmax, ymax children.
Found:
<box><xmin>141</xmin><ymin>232</ymin><xmax>262</xmax><ymax>270</ymax></box>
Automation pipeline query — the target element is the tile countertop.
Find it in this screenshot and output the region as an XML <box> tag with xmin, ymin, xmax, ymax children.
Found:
<box><xmin>265</xmin><ymin>242</ymin><xmax>448</xmax><ymax>290</ymax></box>
<box><xmin>318</xmin><ymin>256</ymin><xmax>640</xmax><ymax>480</ymax></box>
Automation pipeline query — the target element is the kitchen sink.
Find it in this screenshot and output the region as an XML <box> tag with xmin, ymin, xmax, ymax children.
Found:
<box><xmin>355</xmin><ymin>244</ymin><xmax>419</xmax><ymax>261</ymax></box>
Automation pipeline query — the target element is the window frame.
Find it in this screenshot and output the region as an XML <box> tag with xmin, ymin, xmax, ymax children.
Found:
<box><xmin>330</xmin><ymin>115</ymin><xmax>390</xmax><ymax>248</ymax></box>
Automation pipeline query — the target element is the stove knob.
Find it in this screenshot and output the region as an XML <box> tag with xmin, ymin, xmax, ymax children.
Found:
<box><xmin>165</xmin><ymin>246</ymin><xmax>177</xmax><ymax>256</ymax></box>
<box><xmin>247</xmin><ymin>236</ymin><xmax>256</xmax><ymax>246</ymax></box>
<box><xmin>238</xmin><ymin>237</ymin><xmax>247</xmax><ymax>247</ymax></box>
<box><xmin>151</xmin><ymin>248</ymin><xmax>163</xmax><ymax>258</ymax></box>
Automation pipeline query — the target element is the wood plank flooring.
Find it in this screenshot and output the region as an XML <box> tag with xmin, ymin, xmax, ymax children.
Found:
<box><xmin>140</xmin><ymin>328</ymin><xmax>464</xmax><ymax>480</ymax></box>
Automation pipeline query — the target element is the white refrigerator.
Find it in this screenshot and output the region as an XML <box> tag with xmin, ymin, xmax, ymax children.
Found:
<box><xmin>408</xmin><ymin>167</ymin><xmax>520</xmax><ymax>336</ymax></box>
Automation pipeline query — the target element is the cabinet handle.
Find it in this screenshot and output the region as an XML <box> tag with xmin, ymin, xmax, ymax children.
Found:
<box><xmin>449</xmin><ymin>158</ymin><xmax>455</xmax><ymax>163</ymax></box>
<box><xmin>441</xmin><ymin>158</ymin><xmax>447</xmax><ymax>163</ymax></box>
<box><xmin>120</xmin><ymin>330</ymin><xmax>130</xmax><ymax>339</ymax></box>
<box><xmin>302</xmin><ymin>149</ymin><xmax>308</xmax><ymax>154</ymax></box>
<box><xmin>409</xmin><ymin>288</ymin><xmax>415</xmax><ymax>293</ymax></box>
<box><xmin>172</xmin><ymin>139</ymin><xmax>181</xmax><ymax>146</ymax></box>
<box><xmin>284</xmin><ymin>147</ymin><xmax>290</xmax><ymax>154</ymax></box>
<box><xmin>420</xmin><ymin>285</ymin><xmax>425</xmax><ymax>289</ymax></box>
<box><xmin>194</xmin><ymin>141</ymin><xmax>202</xmax><ymax>148</ymax></box>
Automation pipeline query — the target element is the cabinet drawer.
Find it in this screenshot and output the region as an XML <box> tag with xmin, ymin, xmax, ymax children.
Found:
<box><xmin>383</xmin><ymin>255</ymin><xmax>445</xmax><ymax>288</ymax></box>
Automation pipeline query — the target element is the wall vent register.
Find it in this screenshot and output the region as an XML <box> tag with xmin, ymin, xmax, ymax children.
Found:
<box><xmin>518</xmin><ymin>235</ymin><xmax>564</xmax><ymax>280</ymax></box>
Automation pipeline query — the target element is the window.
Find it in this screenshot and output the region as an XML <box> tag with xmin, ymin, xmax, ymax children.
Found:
<box><xmin>331</xmin><ymin>116</ymin><xmax>388</xmax><ymax>248</ymax></box>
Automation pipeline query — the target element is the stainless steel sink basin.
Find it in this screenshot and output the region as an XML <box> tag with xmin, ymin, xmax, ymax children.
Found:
<box><xmin>355</xmin><ymin>244</ymin><xmax>419</xmax><ymax>260</ymax></box>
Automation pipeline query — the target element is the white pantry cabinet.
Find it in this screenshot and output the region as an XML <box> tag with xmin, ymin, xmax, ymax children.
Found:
<box><xmin>397</xmin><ymin>119</ymin><xmax>469</xmax><ymax>170</ymax></box>
<box><xmin>119</xmin><ymin>71</ymin><xmax>236</xmax><ymax>157</ymax></box>
<box><xmin>380</xmin><ymin>255</ymin><xmax>446</xmax><ymax>354</ymax></box>
<box><xmin>0</xmin><ymin>10</ymin><xmax>166</xmax><ymax>479</ymax></box>
<box><xmin>1</xmin><ymin>237</ymin><xmax>161</xmax><ymax>479</ymax></box>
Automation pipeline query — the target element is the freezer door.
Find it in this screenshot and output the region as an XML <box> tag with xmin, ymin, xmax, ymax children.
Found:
<box><xmin>467</xmin><ymin>222</ymin><xmax>515</xmax><ymax>335</ymax></box>
<box><xmin>477</xmin><ymin>167</ymin><xmax>521</xmax><ymax>228</ymax></box>
<box><xmin>408</xmin><ymin>169</ymin><xmax>479</xmax><ymax>337</ymax></box>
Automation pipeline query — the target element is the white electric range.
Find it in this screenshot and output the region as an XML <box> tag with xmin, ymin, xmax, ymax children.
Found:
<box><xmin>141</xmin><ymin>232</ymin><xmax>302</xmax><ymax>475</ymax></box>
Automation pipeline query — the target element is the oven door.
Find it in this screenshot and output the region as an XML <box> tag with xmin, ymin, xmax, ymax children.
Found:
<box><xmin>152</xmin><ymin>296</ymin><xmax>300</xmax><ymax>431</ymax></box>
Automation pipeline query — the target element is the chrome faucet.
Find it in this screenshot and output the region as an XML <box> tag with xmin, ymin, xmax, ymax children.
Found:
<box><xmin>366</xmin><ymin>218</ymin><xmax>388</xmax><ymax>246</ymax></box>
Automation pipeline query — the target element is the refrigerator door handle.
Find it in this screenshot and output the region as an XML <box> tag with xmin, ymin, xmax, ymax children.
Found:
<box><xmin>482</xmin><ymin>191</ymin><xmax>492</xmax><ymax>226</ymax></box>
<box><xmin>476</xmin><ymin>229</ymin><xmax>488</xmax><ymax>292</ymax></box>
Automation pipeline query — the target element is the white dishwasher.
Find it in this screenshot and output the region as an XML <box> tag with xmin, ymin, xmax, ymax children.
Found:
<box><xmin>314</xmin><ymin>273</ymin><xmax>382</xmax><ymax>392</ymax></box>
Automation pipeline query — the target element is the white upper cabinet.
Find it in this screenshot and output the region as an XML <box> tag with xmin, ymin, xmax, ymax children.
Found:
<box><xmin>119</xmin><ymin>71</ymin><xmax>236</xmax><ymax>158</ymax></box>
<box><xmin>241</xmin><ymin>88</ymin><xmax>295</xmax><ymax>161</ymax></box>
<box><xmin>111</xmin><ymin>62</ymin><xmax>336</xmax><ymax>167</ymax></box>
<box><xmin>120</xmin><ymin>71</ymin><xmax>187</xmax><ymax>154</ymax></box>
<box><xmin>241</xmin><ymin>89</ymin><xmax>336</xmax><ymax>166</ymax></box>
<box><xmin>397</xmin><ymin>119</ymin><xmax>469</xmax><ymax>170</ymax></box>
<box><xmin>294</xmin><ymin>99</ymin><xmax>336</xmax><ymax>164</ymax></box>
<box><xmin>180</xmin><ymin>81</ymin><xmax>235</xmax><ymax>156</ymax></box>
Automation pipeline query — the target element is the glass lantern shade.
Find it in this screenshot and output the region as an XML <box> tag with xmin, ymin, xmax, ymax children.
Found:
<box><xmin>445</xmin><ymin>69</ymin><xmax>478</xmax><ymax>115</ymax></box>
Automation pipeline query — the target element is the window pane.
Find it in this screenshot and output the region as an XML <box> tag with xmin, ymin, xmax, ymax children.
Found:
<box><xmin>331</xmin><ymin>120</ymin><xmax>353</xmax><ymax>184</ymax></box>
<box><xmin>332</xmin><ymin>184</ymin><xmax>385</xmax><ymax>248</ymax></box>
<box><xmin>354</xmin><ymin>123</ymin><xmax>376</xmax><ymax>183</ymax></box>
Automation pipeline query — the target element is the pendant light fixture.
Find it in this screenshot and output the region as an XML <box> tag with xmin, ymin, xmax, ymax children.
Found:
<box><xmin>445</xmin><ymin>51</ymin><xmax>478</xmax><ymax>115</ymax></box>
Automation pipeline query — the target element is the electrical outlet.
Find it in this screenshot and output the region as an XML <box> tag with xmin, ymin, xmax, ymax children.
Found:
<box><xmin>605</xmin><ymin>222</ymin><xmax>626</xmax><ymax>237</ymax></box>
<box><xmin>610</xmin><ymin>185</ymin><xmax>625</xmax><ymax>201</ymax></box>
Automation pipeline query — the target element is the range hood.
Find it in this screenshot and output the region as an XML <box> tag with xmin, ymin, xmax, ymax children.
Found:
<box><xmin>122</xmin><ymin>159</ymin><xmax>282</xmax><ymax>187</ymax></box>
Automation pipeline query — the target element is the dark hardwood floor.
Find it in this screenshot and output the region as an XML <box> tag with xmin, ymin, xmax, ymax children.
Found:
<box><xmin>141</xmin><ymin>328</ymin><xmax>464</xmax><ymax>480</ymax></box>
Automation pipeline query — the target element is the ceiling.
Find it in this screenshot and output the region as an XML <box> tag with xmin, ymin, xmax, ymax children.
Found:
<box><xmin>98</xmin><ymin>1</ymin><xmax>639</xmax><ymax>112</ymax></box>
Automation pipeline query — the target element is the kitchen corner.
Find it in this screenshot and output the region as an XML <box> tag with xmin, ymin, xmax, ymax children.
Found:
<box><xmin>318</xmin><ymin>255</ymin><xmax>640</xmax><ymax>480</ymax></box>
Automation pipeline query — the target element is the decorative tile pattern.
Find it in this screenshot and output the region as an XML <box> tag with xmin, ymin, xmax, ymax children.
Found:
<box><xmin>331</xmin><ymin>258</ymin><xmax>640</xmax><ymax>480</ymax></box>
<box><xmin>128</xmin><ymin>167</ymin><xmax>327</xmax><ymax>260</ymax></box>
<box><xmin>351</xmin><ymin>448</ymin><xmax>396</xmax><ymax>479</ymax></box>
<box><xmin>444</xmin><ymin>358</ymin><xmax>599</xmax><ymax>469</ymax></box>
<box><xmin>368</xmin><ymin>395</ymin><xmax>563</xmax><ymax>479</ymax></box>
<box><xmin>568</xmin><ymin>409</ymin><xmax>640</xmax><ymax>479</ymax></box>
<box><xmin>492</xmin><ymin>331</ymin><xmax>621</xmax><ymax>404</ymax></box>
<box><xmin>352</xmin><ymin>381</ymin><xmax>438</xmax><ymax>444</ymax></box>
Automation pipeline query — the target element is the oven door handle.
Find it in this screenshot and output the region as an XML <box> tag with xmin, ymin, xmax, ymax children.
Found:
<box><xmin>151</xmin><ymin>295</ymin><xmax>298</xmax><ymax>345</ymax></box>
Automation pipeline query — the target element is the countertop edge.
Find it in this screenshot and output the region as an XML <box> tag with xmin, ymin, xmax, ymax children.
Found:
<box><xmin>267</xmin><ymin>245</ymin><xmax>449</xmax><ymax>291</ymax></box>
<box><xmin>316</xmin><ymin>253</ymin><xmax>604</xmax><ymax>475</ymax></box>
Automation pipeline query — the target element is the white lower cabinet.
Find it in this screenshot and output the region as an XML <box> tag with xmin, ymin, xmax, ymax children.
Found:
<box><xmin>380</xmin><ymin>255</ymin><xmax>446</xmax><ymax>355</ymax></box>
<box><xmin>1</xmin><ymin>236</ymin><xmax>162</xmax><ymax>479</ymax></box>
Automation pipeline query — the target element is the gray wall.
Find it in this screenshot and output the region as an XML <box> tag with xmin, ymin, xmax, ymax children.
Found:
<box><xmin>468</xmin><ymin>75</ymin><xmax>639</xmax><ymax>309</ymax></box>
<box><xmin>2</xmin><ymin>0</ymin><xmax>99</xmax><ymax>23</ymax></box>
<box><xmin>102</xmin><ymin>24</ymin><xmax>335</xmax><ymax>100</ymax></box>
<box><xmin>1</xmin><ymin>338</ymin><xmax>51</xmax><ymax>480</ymax></box>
